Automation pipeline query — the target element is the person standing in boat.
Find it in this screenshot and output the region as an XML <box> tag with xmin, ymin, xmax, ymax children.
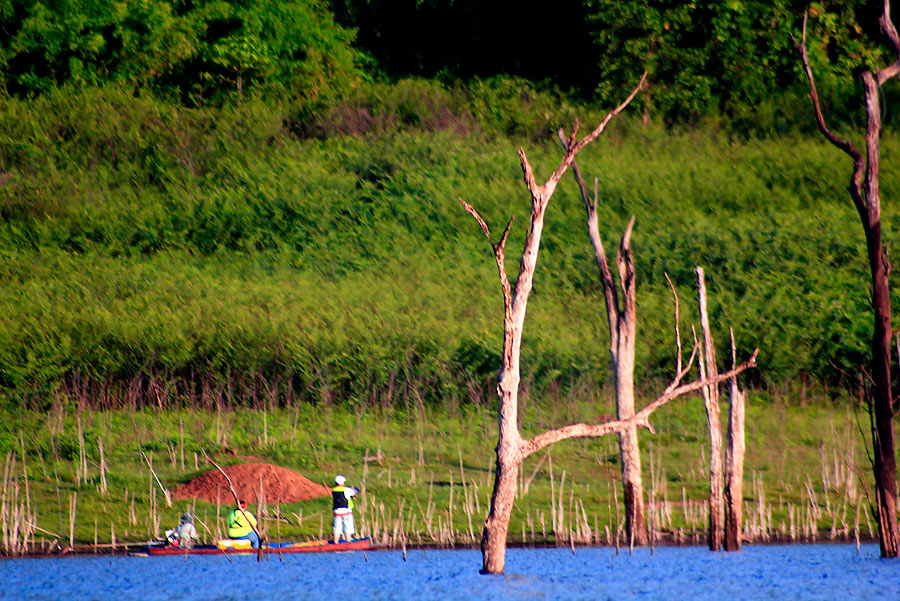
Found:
<box><xmin>332</xmin><ymin>475</ymin><xmax>358</xmax><ymax>544</ymax></box>
<box><xmin>227</xmin><ymin>500</ymin><xmax>259</xmax><ymax>548</ymax></box>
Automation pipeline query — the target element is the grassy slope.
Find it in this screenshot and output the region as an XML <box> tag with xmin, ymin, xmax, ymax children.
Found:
<box><xmin>2</xmin><ymin>109</ymin><xmax>896</xmax><ymax>399</ymax></box>
<box><xmin>4</xmin><ymin>390</ymin><xmax>873</xmax><ymax>549</ymax></box>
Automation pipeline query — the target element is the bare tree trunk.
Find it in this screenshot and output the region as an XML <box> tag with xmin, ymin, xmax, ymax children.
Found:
<box><xmin>559</xmin><ymin>142</ymin><xmax>646</xmax><ymax>546</ymax></box>
<box><xmin>696</xmin><ymin>267</ymin><xmax>723</xmax><ymax>551</ymax></box>
<box><xmin>795</xmin><ymin>5</ymin><xmax>900</xmax><ymax>558</ymax></box>
<box><xmin>480</xmin><ymin>450</ymin><xmax>518</xmax><ymax>574</ymax></box>
<box><xmin>724</xmin><ymin>330</ymin><xmax>745</xmax><ymax>551</ymax></box>
<box><xmin>862</xmin><ymin>70</ymin><xmax>900</xmax><ymax>560</ymax></box>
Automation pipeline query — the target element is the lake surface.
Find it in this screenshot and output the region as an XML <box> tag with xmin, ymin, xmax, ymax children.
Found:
<box><xmin>3</xmin><ymin>543</ymin><xmax>896</xmax><ymax>601</ymax></box>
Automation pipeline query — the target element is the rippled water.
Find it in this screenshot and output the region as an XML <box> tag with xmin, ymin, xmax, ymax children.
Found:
<box><xmin>4</xmin><ymin>543</ymin><xmax>896</xmax><ymax>601</ymax></box>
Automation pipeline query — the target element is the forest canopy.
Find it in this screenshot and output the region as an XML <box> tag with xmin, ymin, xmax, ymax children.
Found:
<box><xmin>2</xmin><ymin>0</ymin><xmax>896</xmax><ymax>130</ymax></box>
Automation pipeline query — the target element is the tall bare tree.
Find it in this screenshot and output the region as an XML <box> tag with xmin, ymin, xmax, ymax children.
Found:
<box><xmin>461</xmin><ymin>76</ymin><xmax>758</xmax><ymax>574</ymax></box>
<box><xmin>724</xmin><ymin>328</ymin><xmax>746</xmax><ymax>551</ymax></box>
<box><xmin>795</xmin><ymin>3</ymin><xmax>899</xmax><ymax>558</ymax></box>
<box><xmin>559</xmin><ymin>135</ymin><xmax>647</xmax><ymax>546</ymax></box>
<box><xmin>697</xmin><ymin>267</ymin><xmax>724</xmax><ymax>550</ymax></box>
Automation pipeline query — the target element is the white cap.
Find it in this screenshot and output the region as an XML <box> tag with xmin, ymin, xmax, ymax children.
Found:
<box><xmin>335</xmin><ymin>474</ymin><xmax>346</xmax><ymax>485</ymax></box>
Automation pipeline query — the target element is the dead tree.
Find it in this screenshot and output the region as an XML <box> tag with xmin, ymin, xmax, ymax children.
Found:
<box><xmin>795</xmin><ymin>4</ymin><xmax>899</xmax><ymax>558</ymax></box>
<box><xmin>559</xmin><ymin>135</ymin><xmax>647</xmax><ymax>546</ymax></box>
<box><xmin>461</xmin><ymin>74</ymin><xmax>758</xmax><ymax>574</ymax></box>
<box><xmin>696</xmin><ymin>267</ymin><xmax>723</xmax><ymax>550</ymax></box>
<box><xmin>697</xmin><ymin>267</ymin><xmax>749</xmax><ymax>552</ymax></box>
<box><xmin>724</xmin><ymin>328</ymin><xmax>746</xmax><ymax>551</ymax></box>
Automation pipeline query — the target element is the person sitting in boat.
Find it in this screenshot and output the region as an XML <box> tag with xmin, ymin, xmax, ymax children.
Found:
<box><xmin>227</xmin><ymin>500</ymin><xmax>259</xmax><ymax>549</ymax></box>
<box><xmin>165</xmin><ymin>512</ymin><xmax>199</xmax><ymax>548</ymax></box>
<box><xmin>332</xmin><ymin>475</ymin><xmax>358</xmax><ymax>544</ymax></box>
<box><xmin>176</xmin><ymin>512</ymin><xmax>199</xmax><ymax>548</ymax></box>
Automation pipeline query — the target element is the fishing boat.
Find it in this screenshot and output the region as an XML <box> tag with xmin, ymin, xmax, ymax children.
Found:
<box><xmin>145</xmin><ymin>538</ymin><xmax>377</xmax><ymax>556</ymax></box>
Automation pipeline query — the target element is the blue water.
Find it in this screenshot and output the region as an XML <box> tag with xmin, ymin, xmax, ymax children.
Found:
<box><xmin>3</xmin><ymin>544</ymin><xmax>896</xmax><ymax>601</ymax></box>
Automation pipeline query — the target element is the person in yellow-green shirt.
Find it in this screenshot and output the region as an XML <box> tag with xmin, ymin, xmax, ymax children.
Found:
<box><xmin>227</xmin><ymin>500</ymin><xmax>259</xmax><ymax>548</ymax></box>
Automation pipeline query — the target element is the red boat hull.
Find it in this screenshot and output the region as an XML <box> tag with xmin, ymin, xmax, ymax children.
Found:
<box><xmin>146</xmin><ymin>538</ymin><xmax>376</xmax><ymax>556</ymax></box>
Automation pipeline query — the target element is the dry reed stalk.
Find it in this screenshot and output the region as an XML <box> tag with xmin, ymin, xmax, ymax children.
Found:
<box><xmin>830</xmin><ymin>499</ymin><xmax>839</xmax><ymax>539</ymax></box>
<box><xmin>579</xmin><ymin>500</ymin><xmax>590</xmax><ymax>543</ymax></box>
<box><xmin>549</xmin><ymin>455</ymin><xmax>557</xmax><ymax>539</ymax></box>
<box><xmin>150</xmin><ymin>485</ymin><xmax>159</xmax><ymax>536</ymax></box>
<box><xmin>413</xmin><ymin>495</ymin><xmax>432</xmax><ymax>540</ymax></box>
<box><xmin>74</xmin><ymin>420</ymin><xmax>84</xmax><ymax>487</ymax></box>
<box><xmin>20</xmin><ymin>438</ymin><xmax>31</xmax><ymax>522</ymax></box>
<box><xmin>167</xmin><ymin>442</ymin><xmax>176</xmax><ymax>468</ymax></box>
<box><xmin>447</xmin><ymin>472</ymin><xmax>454</xmax><ymax>533</ymax></box>
<box><xmin>557</xmin><ymin>470</ymin><xmax>567</xmax><ymax>535</ymax></box>
<box><xmin>141</xmin><ymin>450</ymin><xmax>172</xmax><ymax>507</ymax></box>
<box><xmin>613</xmin><ymin>480</ymin><xmax>620</xmax><ymax>543</ymax></box>
<box><xmin>125</xmin><ymin>488</ymin><xmax>132</xmax><ymax>525</ymax></box>
<box><xmin>524</xmin><ymin>450</ymin><xmax>549</xmax><ymax>496</ymax></box>
<box><xmin>68</xmin><ymin>492</ymin><xmax>77</xmax><ymax>547</ymax></box>
<box><xmin>2</xmin><ymin>451</ymin><xmax>13</xmax><ymax>551</ymax></box>
<box><xmin>97</xmin><ymin>436</ymin><xmax>108</xmax><ymax>496</ymax></box>
<box><xmin>457</xmin><ymin>444</ymin><xmax>467</xmax><ymax>491</ymax></box>
<box><xmin>392</xmin><ymin>496</ymin><xmax>405</xmax><ymax>544</ymax></box>
<box><xmin>465</xmin><ymin>492</ymin><xmax>475</xmax><ymax>542</ymax></box>
<box><xmin>263</xmin><ymin>405</ymin><xmax>268</xmax><ymax>449</ymax></box>
<box><xmin>864</xmin><ymin>501</ymin><xmax>873</xmax><ymax>538</ymax></box>
<box><xmin>216</xmin><ymin>488</ymin><xmax>222</xmax><ymax>540</ymax></box>
<box><xmin>789</xmin><ymin>503</ymin><xmax>796</xmax><ymax>541</ymax></box>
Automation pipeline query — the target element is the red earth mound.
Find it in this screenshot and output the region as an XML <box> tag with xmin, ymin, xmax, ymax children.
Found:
<box><xmin>173</xmin><ymin>462</ymin><xmax>330</xmax><ymax>505</ymax></box>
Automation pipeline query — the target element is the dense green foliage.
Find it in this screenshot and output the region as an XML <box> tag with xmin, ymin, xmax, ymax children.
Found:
<box><xmin>0</xmin><ymin>0</ymin><xmax>365</xmax><ymax>104</ymax></box>
<box><xmin>2</xmin><ymin>0</ymin><xmax>900</xmax><ymax>408</ymax></box>
<box><xmin>4</xmin><ymin>0</ymin><xmax>897</xmax><ymax>131</ymax></box>
<box><xmin>1</xmin><ymin>77</ymin><xmax>898</xmax><ymax>407</ymax></box>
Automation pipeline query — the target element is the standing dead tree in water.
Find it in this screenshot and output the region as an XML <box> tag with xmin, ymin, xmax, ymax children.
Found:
<box><xmin>696</xmin><ymin>267</ymin><xmax>748</xmax><ymax>551</ymax></box>
<box><xmin>724</xmin><ymin>327</ymin><xmax>747</xmax><ymax>551</ymax></box>
<box><xmin>558</xmin><ymin>133</ymin><xmax>647</xmax><ymax>546</ymax></box>
<box><xmin>696</xmin><ymin>267</ymin><xmax>723</xmax><ymax>550</ymax></box>
<box><xmin>461</xmin><ymin>73</ymin><xmax>758</xmax><ymax>574</ymax></box>
<box><xmin>560</xmin><ymin>146</ymin><xmax>753</xmax><ymax>551</ymax></box>
<box><xmin>795</xmin><ymin>3</ymin><xmax>899</xmax><ymax>558</ymax></box>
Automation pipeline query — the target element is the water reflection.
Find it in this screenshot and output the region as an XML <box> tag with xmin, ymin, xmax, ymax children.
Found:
<box><xmin>3</xmin><ymin>544</ymin><xmax>894</xmax><ymax>601</ymax></box>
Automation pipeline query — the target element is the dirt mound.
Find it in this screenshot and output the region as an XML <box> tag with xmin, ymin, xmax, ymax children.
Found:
<box><xmin>173</xmin><ymin>462</ymin><xmax>330</xmax><ymax>505</ymax></box>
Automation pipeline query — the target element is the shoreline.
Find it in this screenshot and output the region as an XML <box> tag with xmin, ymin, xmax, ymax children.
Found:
<box><xmin>1</xmin><ymin>532</ymin><xmax>879</xmax><ymax>560</ymax></box>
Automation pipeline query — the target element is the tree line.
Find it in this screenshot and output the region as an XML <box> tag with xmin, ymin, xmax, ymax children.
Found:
<box><xmin>3</xmin><ymin>0</ymin><xmax>900</xmax><ymax>133</ymax></box>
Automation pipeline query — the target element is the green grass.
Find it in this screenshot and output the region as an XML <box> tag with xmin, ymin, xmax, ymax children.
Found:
<box><xmin>1</xmin><ymin>386</ymin><xmax>876</xmax><ymax>552</ymax></box>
